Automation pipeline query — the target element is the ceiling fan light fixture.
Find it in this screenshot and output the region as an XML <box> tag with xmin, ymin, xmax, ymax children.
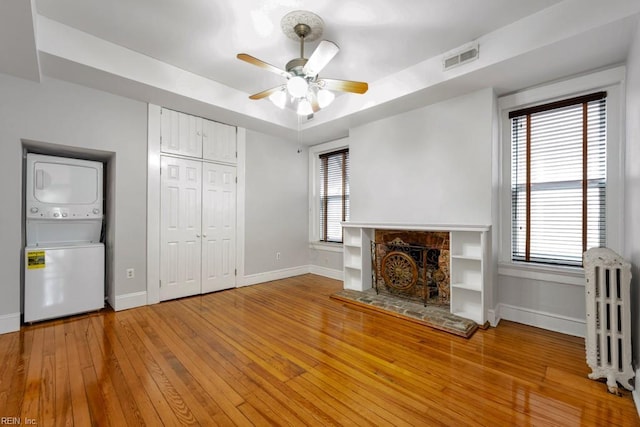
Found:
<box><xmin>287</xmin><ymin>76</ymin><xmax>308</xmax><ymax>98</ymax></box>
<box><xmin>268</xmin><ymin>89</ymin><xmax>287</xmax><ymax>109</ymax></box>
<box><xmin>238</xmin><ymin>10</ymin><xmax>368</xmax><ymax>115</ymax></box>
<box><xmin>297</xmin><ymin>98</ymin><xmax>313</xmax><ymax>116</ymax></box>
<box><xmin>317</xmin><ymin>88</ymin><xmax>335</xmax><ymax>108</ymax></box>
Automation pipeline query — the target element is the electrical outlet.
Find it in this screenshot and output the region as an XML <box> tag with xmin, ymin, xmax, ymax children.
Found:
<box><xmin>126</xmin><ymin>268</ymin><xmax>135</xmax><ymax>279</ymax></box>
<box><xmin>276</xmin><ymin>252</ymin><xmax>281</xmax><ymax>260</ymax></box>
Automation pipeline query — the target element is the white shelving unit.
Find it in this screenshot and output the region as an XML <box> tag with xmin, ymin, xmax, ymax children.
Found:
<box><xmin>342</xmin><ymin>223</ymin><xmax>490</xmax><ymax>325</ymax></box>
<box><xmin>449</xmin><ymin>230</ymin><xmax>489</xmax><ymax>325</ymax></box>
<box><xmin>342</xmin><ymin>227</ymin><xmax>373</xmax><ymax>291</ymax></box>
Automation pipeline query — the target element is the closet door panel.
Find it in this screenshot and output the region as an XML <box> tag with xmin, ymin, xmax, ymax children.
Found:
<box><xmin>160</xmin><ymin>108</ymin><xmax>203</xmax><ymax>158</ymax></box>
<box><xmin>160</xmin><ymin>156</ymin><xmax>202</xmax><ymax>301</ymax></box>
<box><xmin>202</xmin><ymin>120</ymin><xmax>236</xmax><ymax>164</ymax></box>
<box><xmin>201</xmin><ymin>162</ymin><xmax>236</xmax><ymax>293</ymax></box>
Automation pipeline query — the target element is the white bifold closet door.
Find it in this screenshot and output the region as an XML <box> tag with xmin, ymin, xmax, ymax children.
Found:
<box><xmin>201</xmin><ymin>161</ymin><xmax>236</xmax><ymax>293</ymax></box>
<box><xmin>160</xmin><ymin>156</ymin><xmax>236</xmax><ymax>301</ymax></box>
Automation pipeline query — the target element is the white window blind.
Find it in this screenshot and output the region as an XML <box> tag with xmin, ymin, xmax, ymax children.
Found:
<box><xmin>510</xmin><ymin>92</ymin><xmax>606</xmax><ymax>267</ymax></box>
<box><xmin>320</xmin><ymin>149</ymin><xmax>349</xmax><ymax>243</ymax></box>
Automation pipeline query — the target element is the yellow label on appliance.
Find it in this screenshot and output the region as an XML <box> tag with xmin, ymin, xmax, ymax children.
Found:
<box><xmin>27</xmin><ymin>251</ymin><xmax>45</xmax><ymax>269</ymax></box>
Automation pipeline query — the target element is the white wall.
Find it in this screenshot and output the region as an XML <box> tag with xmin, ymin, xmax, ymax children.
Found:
<box><xmin>0</xmin><ymin>73</ymin><xmax>148</xmax><ymax>333</ymax></box>
<box><xmin>625</xmin><ymin>22</ymin><xmax>640</xmax><ymax>371</ymax></box>
<box><xmin>348</xmin><ymin>88</ymin><xmax>494</xmax><ymax>225</ymax></box>
<box><xmin>493</xmin><ymin>68</ymin><xmax>627</xmax><ymax>338</ymax></box>
<box><xmin>497</xmin><ymin>275</ymin><xmax>586</xmax><ymax>334</ymax></box>
<box><xmin>344</xmin><ymin>82</ymin><xmax>622</xmax><ymax>338</ymax></box>
<box><xmin>309</xmin><ymin>249</ymin><xmax>343</xmax><ymax>278</ymax></box>
<box><xmin>243</xmin><ymin>130</ymin><xmax>309</xmax><ymax>278</ymax></box>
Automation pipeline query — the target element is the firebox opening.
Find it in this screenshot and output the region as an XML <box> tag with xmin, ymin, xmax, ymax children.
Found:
<box><xmin>372</xmin><ymin>230</ymin><xmax>450</xmax><ymax>307</ymax></box>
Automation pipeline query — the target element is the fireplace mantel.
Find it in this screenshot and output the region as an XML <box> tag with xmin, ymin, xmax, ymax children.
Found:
<box><xmin>342</xmin><ymin>222</ymin><xmax>490</xmax><ymax>233</ymax></box>
<box><xmin>341</xmin><ymin>222</ymin><xmax>492</xmax><ymax>326</ymax></box>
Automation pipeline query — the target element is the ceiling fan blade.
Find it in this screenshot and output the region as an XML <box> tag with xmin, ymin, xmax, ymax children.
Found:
<box><xmin>237</xmin><ymin>53</ymin><xmax>289</xmax><ymax>78</ymax></box>
<box><xmin>318</xmin><ymin>78</ymin><xmax>368</xmax><ymax>94</ymax></box>
<box><xmin>310</xmin><ymin>96</ymin><xmax>320</xmax><ymax>113</ymax></box>
<box><xmin>303</xmin><ymin>41</ymin><xmax>339</xmax><ymax>76</ymax></box>
<box><xmin>249</xmin><ymin>86</ymin><xmax>284</xmax><ymax>100</ymax></box>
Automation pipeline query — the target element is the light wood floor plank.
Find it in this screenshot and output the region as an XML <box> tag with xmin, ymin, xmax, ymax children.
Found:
<box><xmin>63</xmin><ymin>320</ymin><xmax>93</xmax><ymax>426</ymax></box>
<box><xmin>108</xmin><ymin>310</ymin><xmax>185</xmax><ymax>425</ymax></box>
<box><xmin>53</xmin><ymin>321</ymin><xmax>73</xmax><ymax>427</ymax></box>
<box><xmin>0</xmin><ymin>274</ymin><xmax>636</xmax><ymax>426</ymax></box>
<box><xmin>85</xmin><ymin>316</ymin><xmax>131</xmax><ymax>426</ymax></box>
<box><xmin>125</xmin><ymin>310</ymin><xmax>201</xmax><ymax>425</ymax></box>
<box><xmin>164</xmin><ymin>299</ymin><xmax>262</xmax><ymax>399</ymax></box>
<box><xmin>137</xmin><ymin>307</ymin><xmax>247</xmax><ymax>425</ymax></box>
<box><xmin>94</xmin><ymin>315</ymin><xmax>157</xmax><ymax>426</ymax></box>
<box><xmin>0</xmin><ymin>328</ymin><xmax>21</xmax><ymax>412</ymax></box>
<box><xmin>88</xmin><ymin>315</ymin><xmax>150</xmax><ymax>427</ymax></box>
<box><xmin>22</xmin><ymin>326</ymin><xmax>44</xmax><ymax>420</ymax></box>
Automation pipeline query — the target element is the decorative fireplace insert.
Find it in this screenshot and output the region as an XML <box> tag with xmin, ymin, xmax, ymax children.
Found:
<box><xmin>371</xmin><ymin>236</ymin><xmax>449</xmax><ymax>306</ymax></box>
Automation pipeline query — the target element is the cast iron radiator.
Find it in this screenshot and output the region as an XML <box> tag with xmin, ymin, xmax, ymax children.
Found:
<box><xmin>583</xmin><ymin>247</ymin><xmax>634</xmax><ymax>394</ymax></box>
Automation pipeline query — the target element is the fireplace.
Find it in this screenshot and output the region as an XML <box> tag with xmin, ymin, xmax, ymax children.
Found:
<box><xmin>342</xmin><ymin>222</ymin><xmax>490</xmax><ymax>325</ymax></box>
<box><xmin>371</xmin><ymin>230</ymin><xmax>450</xmax><ymax>306</ymax></box>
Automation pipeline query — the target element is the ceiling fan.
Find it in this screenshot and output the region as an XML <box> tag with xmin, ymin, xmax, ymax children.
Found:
<box><xmin>237</xmin><ymin>10</ymin><xmax>368</xmax><ymax>116</ymax></box>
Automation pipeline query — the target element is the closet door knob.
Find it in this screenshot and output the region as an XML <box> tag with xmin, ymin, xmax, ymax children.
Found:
<box><xmin>196</xmin><ymin>234</ymin><xmax>200</xmax><ymax>238</ymax></box>
<box><xmin>203</xmin><ymin>234</ymin><xmax>207</xmax><ymax>238</ymax></box>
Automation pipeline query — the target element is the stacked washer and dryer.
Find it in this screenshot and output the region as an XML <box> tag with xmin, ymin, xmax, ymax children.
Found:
<box><xmin>24</xmin><ymin>154</ymin><xmax>105</xmax><ymax>323</ymax></box>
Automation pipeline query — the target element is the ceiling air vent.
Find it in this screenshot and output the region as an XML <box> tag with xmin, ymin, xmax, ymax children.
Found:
<box><xmin>443</xmin><ymin>42</ymin><xmax>479</xmax><ymax>71</ymax></box>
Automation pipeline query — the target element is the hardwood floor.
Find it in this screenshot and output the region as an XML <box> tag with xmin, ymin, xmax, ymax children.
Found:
<box><xmin>1</xmin><ymin>274</ymin><xmax>638</xmax><ymax>426</ymax></box>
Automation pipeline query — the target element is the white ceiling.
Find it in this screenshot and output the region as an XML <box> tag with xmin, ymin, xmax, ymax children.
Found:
<box><xmin>1</xmin><ymin>0</ymin><xmax>639</xmax><ymax>144</ymax></box>
<box><xmin>34</xmin><ymin>0</ymin><xmax>561</xmax><ymax>95</ymax></box>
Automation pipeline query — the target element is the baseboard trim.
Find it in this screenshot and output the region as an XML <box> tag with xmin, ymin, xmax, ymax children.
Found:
<box><xmin>497</xmin><ymin>303</ymin><xmax>586</xmax><ymax>337</ymax></box>
<box><xmin>309</xmin><ymin>265</ymin><xmax>343</xmax><ymax>281</ymax></box>
<box><xmin>239</xmin><ymin>266</ymin><xmax>310</xmax><ymax>287</ymax></box>
<box><xmin>113</xmin><ymin>291</ymin><xmax>148</xmax><ymax>311</ymax></box>
<box><xmin>633</xmin><ymin>368</ymin><xmax>640</xmax><ymax>418</ymax></box>
<box><xmin>0</xmin><ymin>312</ymin><xmax>21</xmax><ymax>334</ymax></box>
<box><xmin>487</xmin><ymin>308</ymin><xmax>501</xmax><ymax>327</ymax></box>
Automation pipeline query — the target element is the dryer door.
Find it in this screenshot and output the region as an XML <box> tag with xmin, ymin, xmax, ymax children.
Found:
<box><xmin>26</xmin><ymin>154</ymin><xmax>103</xmax><ymax>220</ymax></box>
<box><xmin>32</xmin><ymin>159</ymin><xmax>100</xmax><ymax>205</ymax></box>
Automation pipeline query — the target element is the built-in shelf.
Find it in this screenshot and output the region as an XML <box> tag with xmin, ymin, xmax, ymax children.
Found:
<box><xmin>342</xmin><ymin>222</ymin><xmax>490</xmax><ymax>325</ymax></box>
<box><xmin>451</xmin><ymin>282</ymin><xmax>482</xmax><ymax>292</ymax></box>
<box><xmin>342</xmin><ymin>227</ymin><xmax>373</xmax><ymax>291</ymax></box>
<box><xmin>343</xmin><ymin>232</ymin><xmax>362</xmax><ymax>248</ymax></box>
<box><xmin>344</xmin><ymin>245</ymin><xmax>362</xmax><ymax>268</ymax></box>
<box><xmin>451</xmin><ymin>254</ymin><xmax>482</xmax><ymax>261</ymax></box>
<box><xmin>450</xmin><ymin>230</ymin><xmax>486</xmax><ymax>324</ymax></box>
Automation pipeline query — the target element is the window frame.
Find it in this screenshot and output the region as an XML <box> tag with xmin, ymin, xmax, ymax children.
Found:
<box><xmin>509</xmin><ymin>92</ymin><xmax>607</xmax><ymax>267</ymax></box>
<box><xmin>319</xmin><ymin>148</ymin><xmax>349</xmax><ymax>243</ymax></box>
<box><xmin>308</xmin><ymin>138</ymin><xmax>349</xmax><ymax>252</ymax></box>
<box><xmin>498</xmin><ymin>67</ymin><xmax>624</xmax><ymax>281</ymax></box>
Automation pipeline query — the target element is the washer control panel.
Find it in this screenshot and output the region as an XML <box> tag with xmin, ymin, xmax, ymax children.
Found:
<box><xmin>27</xmin><ymin>206</ymin><xmax>102</xmax><ymax>219</ymax></box>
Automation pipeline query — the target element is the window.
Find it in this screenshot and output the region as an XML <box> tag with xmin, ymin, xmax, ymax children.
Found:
<box><xmin>319</xmin><ymin>149</ymin><xmax>349</xmax><ymax>243</ymax></box>
<box><xmin>510</xmin><ymin>92</ymin><xmax>607</xmax><ymax>267</ymax></box>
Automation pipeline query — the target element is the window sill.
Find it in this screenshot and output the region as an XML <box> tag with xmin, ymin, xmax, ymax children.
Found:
<box><xmin>309</xmin><ymin>241</ymin><xmax>344</xmax><ymax>253</ymax></box>
<box><xmin>498</xmin><ymin>261</ymin><xmax>585</xmax><ymax>287</ymax></box>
